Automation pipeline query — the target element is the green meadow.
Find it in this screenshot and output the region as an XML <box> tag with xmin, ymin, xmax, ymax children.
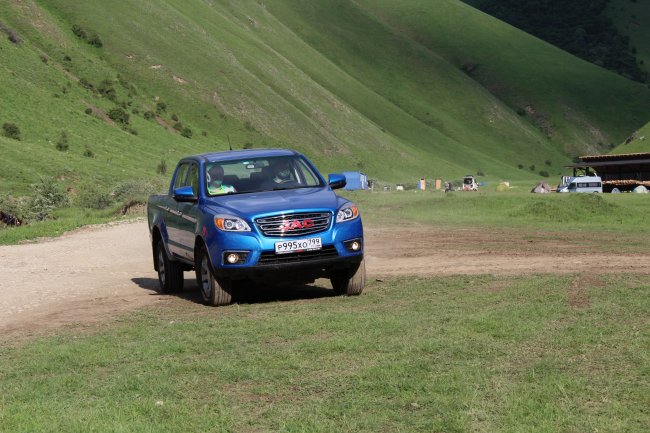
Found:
<box><xmin>1</xmin><ymin>190</ymin><xmax>650</xmax><ymax>432</ymax></box>
<box><xmin>1</xmin><ymin>270</ymin><xmax>648</xmax><ymax>432</ymax></box>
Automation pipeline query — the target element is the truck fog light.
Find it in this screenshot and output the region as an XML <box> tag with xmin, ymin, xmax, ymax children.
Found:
<box><xmin>226</xmin><ymin>253</ymin><xmax>240</xmax><ymax>264</ymax></box>
<box><xmin>350</xmin><ymin>241</ymin><xmax>361</xmax><ymax>251</ymax></box>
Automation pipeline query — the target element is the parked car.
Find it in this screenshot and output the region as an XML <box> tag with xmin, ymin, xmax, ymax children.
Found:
<box><xmin>147</xmin><ymin>149</ymin><xmax>365</xmax><ymax>305</ymax></box>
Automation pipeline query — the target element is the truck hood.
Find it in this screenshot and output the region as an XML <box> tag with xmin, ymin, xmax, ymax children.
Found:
<box><xmin>205</xmin><ymin>187</ymin><xmax>343</xmax><ymax>217</ymax></box>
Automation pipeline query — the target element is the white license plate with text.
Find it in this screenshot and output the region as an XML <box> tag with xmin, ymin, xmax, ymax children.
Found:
<box><xmin>274</xmin><ymin>237</ymin><xmax>322</xmax><ymax>254</ymax></box>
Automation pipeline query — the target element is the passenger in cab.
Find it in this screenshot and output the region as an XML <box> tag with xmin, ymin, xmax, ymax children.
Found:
<box><xmin>207</xmin><ymin>165</ymin><xmax>236</xmax><ymax>195</ymax></box>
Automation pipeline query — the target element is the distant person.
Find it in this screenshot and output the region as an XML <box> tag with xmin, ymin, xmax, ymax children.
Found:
<box><xmin>207</xmin><ymin>165</ymin><xmax>235</xmax><ymax>195</ymax></box>
<box><xmin>444</xmin><ymin>181</ymin><xmax>452</xmax><ymax>193</ymax></box>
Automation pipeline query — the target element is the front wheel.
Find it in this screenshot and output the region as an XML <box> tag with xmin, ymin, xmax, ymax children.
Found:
<box><xmin>156</xmin><ymin>239</ymin><xmax>184</xmax><ymax>293</ymax></box>
<box><xmin>195</xmin><ymin>246</ymin><xmax>233</xmax><ymax>306</ymax></box>
<box><xmin>331</xmin><ymin>258</ymin><xmax>366</xmax><ymax>296</ymax></box>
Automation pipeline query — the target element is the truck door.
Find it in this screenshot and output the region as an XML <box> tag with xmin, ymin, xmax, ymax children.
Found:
<box><xmin>166</xmin><ymin>162</ymin><xmax>191</xmax><ymax>258</ymax></box>
<box><xmin>175</xmin><ymin>162</ymin><xmax>200</xmax><ymax>260</ymax></box>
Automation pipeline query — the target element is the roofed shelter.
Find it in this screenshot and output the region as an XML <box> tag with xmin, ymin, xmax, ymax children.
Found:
<box><xmin>567</xmin><ymin>152</ymin><xmax>650</xmax><ymax>192</ymax></box>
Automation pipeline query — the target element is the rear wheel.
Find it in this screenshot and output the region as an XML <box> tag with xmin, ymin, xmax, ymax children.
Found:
<box><xmin>331</xmin><ymin>258</ymin><xmax>366</xmax><ymax>296</ymax></box>
<box><xmin>156</xmin><ymin>239</ymin><xmax>184</xmax><ymax>293</ymax></box>
<box><xmin>196</xmin><ymin>246</ymin><xmax>233</xmax><ymax>306</ymax></box>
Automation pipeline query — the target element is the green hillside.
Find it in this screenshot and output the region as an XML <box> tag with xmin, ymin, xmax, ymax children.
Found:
<box><xmin>612</xmin><ymin>120</ymin><xmax>650</xmax><ymax>154</ymax></box>
<box><xmin>354</xmin><ymin>0</ymin><xmax>650</xmax><ymax>156</ymax></box>
<box><xmin>1</xmin><ymin>0</ymin><xmax>649</xmax><ymax>211</ymax></box>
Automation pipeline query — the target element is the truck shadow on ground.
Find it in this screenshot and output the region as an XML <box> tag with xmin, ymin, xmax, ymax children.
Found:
<box><xmin>131</xmin><ymin>277</ymin><xmax>336</xmax><ymax>305</ymax></box>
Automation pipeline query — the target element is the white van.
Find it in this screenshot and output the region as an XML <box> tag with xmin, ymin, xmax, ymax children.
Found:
<box><xmin>557</xmin><ymin>176</ymin><xmax>602</xmax><ymax>193</ymax></box>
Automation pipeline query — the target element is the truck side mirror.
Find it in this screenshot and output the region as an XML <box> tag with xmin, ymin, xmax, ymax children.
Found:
<box><xmin>173</xmin><ymin>186</ymin><xmax>197</xmax><ymax>202</ymax></box>
<box><xmin>328</xmin><ymin>173</ymin><xmax>347</xmax><ymax>190</ymax></box>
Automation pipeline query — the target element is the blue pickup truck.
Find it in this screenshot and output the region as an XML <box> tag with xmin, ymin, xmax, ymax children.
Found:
<box><xmin>147</xmin><ymin>149</ymin><xmax>365</xmax><ymax>306</ymax></box>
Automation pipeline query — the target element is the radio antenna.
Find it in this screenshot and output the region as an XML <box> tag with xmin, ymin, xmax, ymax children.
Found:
<box><xmin>227</xmin><ymin>134</ymin><xmax>233</xmax><ymax>151</ymax></box>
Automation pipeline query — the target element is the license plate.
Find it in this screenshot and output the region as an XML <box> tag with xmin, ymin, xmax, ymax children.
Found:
<box><xmin>275</xmin><ymin>237</ymin><xmax>322</xmax><ymax>254</ymax></box>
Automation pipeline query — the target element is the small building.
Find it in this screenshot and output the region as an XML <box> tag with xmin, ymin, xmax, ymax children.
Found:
<box><xmin>342</xmin><ymin>171</ymin><xmax>368</xmax><ymax>190</ymax></box>
<box><xmin>567</xmin><ymin>152</ymin><xmax>650</xmax><ymax>192</ymax></box>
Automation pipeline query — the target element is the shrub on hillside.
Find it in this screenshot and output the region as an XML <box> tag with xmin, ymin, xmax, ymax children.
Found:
<box><xmin>108</xmin><ymin>108</ymin><xmax>129</xmax><ymax>125</ymax></box>
<box><xmin>113</xmin><ymin>179</ymin><xmax>162</xmax><ymax>202</ymax></box>
<box><xmin>79</xmin><ymin>78</ymin><xmax>94</xmax><ymax>91</ymax></box>
<box><xmin>28</xmin><ymin>176</ymin><xmax>69</xmax><ymax>221</ymax></box>
<box><xmin>0</xmin><ymin>22</ymin><xmax>21</xmax><ymax>44</ymax></box>
<box><xmin>156</xmin><ymin>101</ymin><xmax>167</xmax><ymax>114</ymax></box>
<box><xmin>74</xmin><ymin>183</ymin><xmax>113</xmax><ymax>210</ymax></box>
<box><xmin>72</xmin><ymin>24</ymin><xmax>103</xmax><ymax>48</ymax></box>
<box><xmin>83</xmin><ymin>146</ymin><xmax>94</xmax><ymax>158</ymax></box>
<box><xmin>181</xmin><ymin>127</ymin><xmax>193</xmax><ymax>139</ymax></box>
<box><xmin>87</xmin><ymin>33</ymin><xmax>103</xmax><ymax>48</ymax></box>
<box><xmin>97</xmin><ymin>79</ymin><xmax>116</xmax><ymax>101</ymax></box>
<box><xmin>56</xmin><ymin>131</ymin><xmax>69</xmax><ymax>151</ymax></box>
<box><xmin>171</xmin><ymin>114</ymin><xmax>179</xmax><ymax>122</ymax></box>
<box><xmin>0</xmin><ymin>194</ymin><xmax>27</xmax><ymax>220</ymax></box>
<box><xmin>538</xmin><ymin>170</ymin><xmax>550</xmax><ymax>177</ymax></box>
<box><xmin>84</xmin><ymin>107</ymin><xmax>93</xmax><ymax>115</ymax></box>
<box><xmin>157</xmin><ymin>160</ymin><xmax>167</xmax><ymax>175</ymax></box>
<box><xmin>143</xmin><ymin>110</ymin><xmax>155</xmax><ymax>120</ymax></box>
<box><xmin>2</xmin><ymin>123</ymin><xmax>21</xmax><ymax>140</ymax></box>
<box><xmin>72</xmin><ymin>24</ymin><xmax>87</xmax><ymax>40</ymax></box>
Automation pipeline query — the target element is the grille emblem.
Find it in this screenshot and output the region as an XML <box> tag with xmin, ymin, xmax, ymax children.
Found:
<box><xmin>279</xmin><ymin>219</ymin><xmax>315</xmax><ymax>231</ymax></box>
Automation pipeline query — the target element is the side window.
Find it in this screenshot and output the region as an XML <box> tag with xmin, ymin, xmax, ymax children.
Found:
<box><xmin>189</xmin><ymin>163</ymin><xmax>200</xmax><ymax>196</ymax></box>
<box><xmin>173</xmin><ymin>163</ymin><xmax>190</xmax><ymax>189</ymax></box>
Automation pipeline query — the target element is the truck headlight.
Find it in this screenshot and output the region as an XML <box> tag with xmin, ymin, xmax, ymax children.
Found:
<box><xmin>336</xmin><ymin>204</ymin><xmax>359</xmax><ymax>223</ymax></box>
<box><xmin>214</xmin><ymin>215</ymin><xmax>251</xmax><ymax>232</ymax></box>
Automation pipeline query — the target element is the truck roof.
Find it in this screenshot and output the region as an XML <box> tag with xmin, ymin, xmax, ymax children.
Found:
<box><xmin>188</xmin><ymin>148</ymin><xmax>299</xmax><ymax>163</ymax></box>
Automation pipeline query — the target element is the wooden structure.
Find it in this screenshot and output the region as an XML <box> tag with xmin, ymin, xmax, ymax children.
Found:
<box><xmin>568</xmin><ymin>152</ymin><xmax>650</xmax><ymax>192</ymax></box>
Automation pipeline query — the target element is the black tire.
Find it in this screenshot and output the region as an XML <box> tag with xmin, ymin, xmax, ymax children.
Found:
<box><xmin>156</xmin><ymin>239</ymin><xmax>184</xmax><ymax>293</ymax></box>
<box><xmin>195</xmin><ymin>246</ymin><xmax>233</xmax><ymax>306</ymax></box>
<box><xmin>331</xmin><ymin>258</ymin><xmax>366</xmax><ymax>296</ymax></box>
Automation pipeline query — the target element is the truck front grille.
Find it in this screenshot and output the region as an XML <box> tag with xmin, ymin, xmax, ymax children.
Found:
<box><xmin>258</xmin><ymin>246</ymin><xmax>338</xmax><ymax>264</ymax></box>
<box><xmin>255</xmin><ymin>212</ymin><xmax>332</xmax><ymax>237</ymax></box>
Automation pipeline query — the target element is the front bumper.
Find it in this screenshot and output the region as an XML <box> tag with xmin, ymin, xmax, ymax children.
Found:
<box><xmin>207</xmin><ymin>217</ymin><xmax>364</xmax><ymax>283</ymax></box>
<box><xmin>213</xmin><ymin>252</ymin><xmax>363</xmax><ymax>283</ymax></box>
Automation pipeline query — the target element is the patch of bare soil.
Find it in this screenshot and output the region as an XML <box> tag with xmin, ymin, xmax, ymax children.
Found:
<box><xmin>1</xmin><ymin>222</ymin><xmax>649</xmax><ymax>338</ymax></box>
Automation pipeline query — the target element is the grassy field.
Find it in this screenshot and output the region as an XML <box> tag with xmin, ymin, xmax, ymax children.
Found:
<box><xmin>349</xmin><ymin>188</ymin><xmax>650</xmax><ymax>232</ymax></box>
<box><xmin>1</xmin><ymin>273</ymin><xmax>648</xmax><ymax>432</ymax></box>
<box><xmin>1</xmin><ymin>191</ymin><xmax>649</xmax><ymax>431</ymax></box>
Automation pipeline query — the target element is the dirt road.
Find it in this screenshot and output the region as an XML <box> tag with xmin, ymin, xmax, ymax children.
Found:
<box><xmin>1</xmin><ymin>220</ymin><xmax>649</xmax><ymax>334</ymax></box>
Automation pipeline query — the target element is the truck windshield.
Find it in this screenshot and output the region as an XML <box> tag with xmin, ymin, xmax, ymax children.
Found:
<box><xmin>205</xmin><ymin>155</ymin><xmax>324</xmax><ymax>196</ymax></box>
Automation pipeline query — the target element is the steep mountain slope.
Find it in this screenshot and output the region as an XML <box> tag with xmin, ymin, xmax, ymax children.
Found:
<box><xmin>356</xmin><ymin>0</ymin><xmax>650</xmax><ymax>155</ymax></box>
<box><xmin>465</xmin><ymin>0</ymin><xmax>646</xmax><ymax>83</ymax></box>
<box><xmin>1</xmin><ymin>0</ymin><xmax>649</xmax><ymax>200</ymax></box>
